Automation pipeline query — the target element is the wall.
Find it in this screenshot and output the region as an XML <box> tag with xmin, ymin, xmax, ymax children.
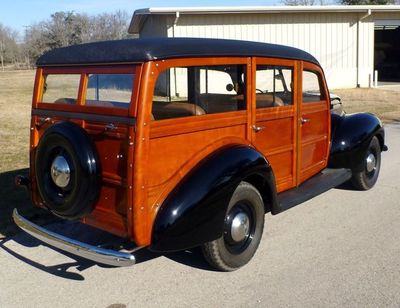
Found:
<box><xmin>161</xmin><ymin>13</ymin><xmax>375</xmax><ymax>89</ymax></box>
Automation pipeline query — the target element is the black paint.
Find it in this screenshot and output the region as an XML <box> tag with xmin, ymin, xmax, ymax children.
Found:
<box><xmin>329</xmin><ymin>112</ymin><xmax>385</xmax><ymax>172</ymax></box>
<box><xmin>150</xmin><ymin>145</ymin><xmax>276</xmax><ymax>252</ymax></box>
<box><xmin>37</xmin><ymin>38</ymin><xmax>319</xmax><ymax>67</ymax></box>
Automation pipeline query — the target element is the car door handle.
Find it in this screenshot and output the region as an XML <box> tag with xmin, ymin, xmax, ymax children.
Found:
<box><xmin>301</xmin><ymin>118</ymin><xmax>311</xmax><ymax>125</ymax></box>
<box><xmin>252</xmin><ymin>125</ymin><xmax>265</xmax><ymax>132</ymax></box>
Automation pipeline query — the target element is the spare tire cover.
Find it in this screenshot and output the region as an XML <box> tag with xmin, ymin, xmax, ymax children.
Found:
<box><xmin>35</xmin><ymin>121</ymin><xmax>101</xmax><ymax>219</ymax></box>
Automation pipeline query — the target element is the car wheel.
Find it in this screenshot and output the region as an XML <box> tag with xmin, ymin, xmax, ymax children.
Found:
<box><xmin>202</xmin><ymin>181</ymin><xmax>265</xmax><ymax>271</ymax></box>
<box><xmin>35</xmin><ymin>122</ymin><xmax>101</xmax><ymax>219</ymax></box>
<box><xmin>351</xmin><ymin>136</ymin><xmax>381</xmax><ymax>190</ymax></box>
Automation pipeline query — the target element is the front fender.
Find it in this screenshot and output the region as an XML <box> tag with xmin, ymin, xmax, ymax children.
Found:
<box><xmin>329</xmin><ymin>112</ymin><xmax>384</xmax><ymax>171</ymax></box>
<box><xmin>150</xmin><ymin>145</ymin><xmax>275</xmax><ymax>252</ymax></box>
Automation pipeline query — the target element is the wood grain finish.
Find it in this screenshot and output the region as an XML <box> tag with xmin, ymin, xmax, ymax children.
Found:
<box><xmin>299</xmin><ymin>62</ymin><xmax>330</xmax><ymax>184</ymax></box>
<box><xmin>29</xmin><ymin>56</ymin><xmax>332</xmax><ymax>247</ymax></box>
<box><xmin>30</xmin><ymin>65</ymin><xmax>140</xmax><ymax>237</ymax></box>
<box><xmin>252</xmin><ymin>58</ymin><xmax>298</xmax><ymax>193</ymax></box>
<box><xmin>132</xmin><ymin>58</ymin><xmax>252</xmax><ymax>246</ymax></box>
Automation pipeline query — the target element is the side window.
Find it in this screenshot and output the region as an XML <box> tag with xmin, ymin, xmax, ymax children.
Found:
<box><xmin>152</xmin><ymin>64</ymin><xmax>246</xmax><ymax>120</ymax></box>
<box><xmin>302</xmin><ymin>70</ymin><xmax>324</xmax><ymax>103</ymax></box>
<box><xmin>86</xmin><ymin>74</ymin><xmax>134</xmax><ymax>108</ymax></box>
<box><xmin>42</xmin><ymin>74</ymin><xmax>80</xmax><ymax>104</ymax></box>
<box><xmin>255</xmin><ymin>66</ymin><xmax>293</xmax><ymax>108</ymax></box>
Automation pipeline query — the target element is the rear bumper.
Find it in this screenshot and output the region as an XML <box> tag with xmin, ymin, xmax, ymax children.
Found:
<box><xmin>13</xmin><ymin>209</ymin><xmax>136</xmax><ymax>267</ymax></box>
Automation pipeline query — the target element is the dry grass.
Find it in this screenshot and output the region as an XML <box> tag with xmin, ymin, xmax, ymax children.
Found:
<box><xmin>333</xmin><ymin>87</ymin><xmax>400</xmax><ymax>123</ymax></box>
<box><xmin>0</xmin><ymin>71</ymin><xmax>399</xmax><ymax>238</ymax></box>
<box><xmin>0</xmin><ymin>70</ymin><xmax>56</xmax><ymax>238</ymax></box>
<box><xmin>0</xmin><ymin>70</ymin><xmax>34</xmax><ymax>172</ymax></box>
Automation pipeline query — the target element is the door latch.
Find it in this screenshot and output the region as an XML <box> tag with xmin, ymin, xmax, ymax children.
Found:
<box><xmin>300</xmin><ymin>118</ymin><xmax>311</xmax><ymax>125</ymax></box>
<box><xmin>252</xmin><ymin>125</ymin><xmax>265</xmax><ymax>132</ymax></box>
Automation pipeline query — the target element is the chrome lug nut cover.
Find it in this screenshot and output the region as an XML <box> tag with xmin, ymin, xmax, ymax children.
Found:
<box><xmin>230</xmin><ymin>212</ymin><xmax>250</xmax><ymax>243</ymax></box>
<box><xmin>50</xmin><ymin>155</ymin><xmax>71</xmax><ymax>188</ymax></box>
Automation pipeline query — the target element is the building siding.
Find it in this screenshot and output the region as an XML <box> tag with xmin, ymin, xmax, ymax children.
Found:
<box><xmin>137</xmin><ymin>10</ymin><xmax>400</xmax><ymax>88</ymax></box>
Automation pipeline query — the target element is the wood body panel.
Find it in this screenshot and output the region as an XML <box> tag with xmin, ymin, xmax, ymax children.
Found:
<box><xmin>251</xmin><ymin>58</ymin><xmax>298</xmax><ymax>193</ymax></box>
<box><xmin>132</xmin><ymin>57</ymin><xmax>252</xmax><ymax>245</ymax></box>
<box><xmin>30</xmin><ymin>65</ymin><xmax>140</xmax><ymax>237</ymax></box>
<box><xmin>28</xmin><ymin>55</ymin><xmax>332</xmax><ymax>248</ymax></box>
<box><xmin>299</xmin><ymin>62</ymin><xmax>331</xmax><ymax>184</ymax></box>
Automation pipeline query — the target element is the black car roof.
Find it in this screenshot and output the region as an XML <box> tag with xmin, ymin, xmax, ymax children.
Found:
<box><xmin>36</xmin><ymin>37</ymin><xmax>319</xmax><ymax>66</ymax></box>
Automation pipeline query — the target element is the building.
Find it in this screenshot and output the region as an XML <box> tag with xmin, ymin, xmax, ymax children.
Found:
<box><xmin>129</xmin><ymin>5</ymin><xmax>400</xmax><ymax>89</ymax></box>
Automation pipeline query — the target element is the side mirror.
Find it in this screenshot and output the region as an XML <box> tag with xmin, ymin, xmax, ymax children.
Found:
<box><xmin>330</xmin><ymin>94</ymin><xmax>344</xmax><ymax>115</ymax></box>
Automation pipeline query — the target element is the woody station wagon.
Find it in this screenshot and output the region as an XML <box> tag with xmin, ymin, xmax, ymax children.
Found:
<box><xmin>14</xmin><ymin>38</ymin><xmax>387</xmax><ymax>271</ymax></box>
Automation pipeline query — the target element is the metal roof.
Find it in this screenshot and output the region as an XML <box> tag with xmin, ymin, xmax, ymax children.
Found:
<box><xmin>129</xmin><ymin>5</ymin><xmax>400</xmax><ymax>34</ymax></box>
<box><xmin>36</xmin><ymin>37</ymin><xmax>319</xmax><ymax>67</ymax></box>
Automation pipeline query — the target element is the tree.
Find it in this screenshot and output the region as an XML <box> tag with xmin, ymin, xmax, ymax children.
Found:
<box><xmin>283</xmin><ymin>0</ymin><xmax>326</xmax><ymax>5</ymax></box>
<box><xmin>23</xmin><ymin>10</ymin><xmax>132</xmax><ymax>64</ymax></box>
<box><xmin>340</xmin><ymin>0</ymin><xmax>394</xmax><ymax>4</ymax></box>
<box><xmin>0</xmin><ymin>24</ymin><xmax>20</xmax><ymax>70</ymax></box>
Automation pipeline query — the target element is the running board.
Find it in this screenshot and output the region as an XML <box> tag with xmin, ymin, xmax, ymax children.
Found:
<box><xmin>274</xmin><ymin>168</ymin><xmax>352</xmax><ymax>214</ymax></box>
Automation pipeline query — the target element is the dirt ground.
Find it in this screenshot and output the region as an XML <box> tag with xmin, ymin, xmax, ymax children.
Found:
<box><xmin>0</xmin><ymin>70</ymin><xmax>399</xmax><ymax>238</ymax></box>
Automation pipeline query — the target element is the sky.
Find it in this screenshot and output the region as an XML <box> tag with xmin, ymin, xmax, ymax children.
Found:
<box><xmin>0</xmin><ymin>0</ymin><xmax>278</xmax><ymax>36</ymax></box>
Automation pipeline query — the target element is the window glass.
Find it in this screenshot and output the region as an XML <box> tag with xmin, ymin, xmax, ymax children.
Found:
<box><xmin>255</xmin><ymin>66</ymin><xmax>293</xmax><ymax>108</ymax></box>
<box><xmin>303</xmin><ymin>70</ymin><xmax>323</xmax><ymax>103</ymax></box>
<box><xmin>152</xmin><ymin>65</ymin><xmax>246</xmax><ymax>120</ymax></box>
<box><xmin>42</xmin><ymin>74</ymin><xmax>80</xmax><ymax>104</ymax></box>
<box><xmin>86</xmin><ymin>74</ymin><xmax>134</xmax><ymax>108</ymax></box>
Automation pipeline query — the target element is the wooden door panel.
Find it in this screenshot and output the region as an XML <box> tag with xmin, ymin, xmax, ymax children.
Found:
<box><xmin>147</xmin><ymin>123</ymin><xmax>247</xmax><ymax>204</ymax></box>
<box><xmin>299</xmin><ymin>64</ymin><xmax>330</xmax><ymax>184</ymax></box>
<box><xmin>254</xmin><ymin>111</ymin><xmax>295</xmax><ymax>192</ymax></box>
<box><xmin>83</xmin><ymin>122</ymin><xmax>130</xmax><ymax>237</ymax></box>
<box><xmin>252</xmin><ymin>58</ymin><xmax>297</xmax><ymax>193</ymax></box>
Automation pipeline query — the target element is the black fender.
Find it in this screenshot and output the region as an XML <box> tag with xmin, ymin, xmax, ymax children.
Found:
<box><xmin>329</xmin><ymin>112</ymin><xmax>385</xmax><ymax>172</ymax></box>
<box><xmin>150</xmin><ymin>145</ymin><xmax>277</xmax><ymax>252</ymax></box>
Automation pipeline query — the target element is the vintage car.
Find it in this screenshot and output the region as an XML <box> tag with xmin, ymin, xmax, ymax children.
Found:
<box><xmin>14</xmin><ymin>38</ymin><xmax>387</xmax><ymax>271</ymax></box>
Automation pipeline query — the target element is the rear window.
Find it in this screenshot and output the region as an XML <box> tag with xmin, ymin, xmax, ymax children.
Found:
<box><xmin>86</xmin><ymin>74</ymin><xmax>134</xmax><ymax>108</ymax></box>
<box><xmin>42</xmin><ymin>74</ymin><xmax>80</xmax><ymax>104</ymax></box>
<box><xmin>40</xmin><ymin>70</ymin><xmax>136</xmax><ymax>109</ymax></box>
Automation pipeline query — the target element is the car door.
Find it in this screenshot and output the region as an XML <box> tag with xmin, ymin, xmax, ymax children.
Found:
<box><xmin>251</xmin><ymin>58</ymin><xmax>298</xmax><ymax>193</ymax></box>
<box><xmin>298</xmin><ymin>62</ymin><xmax>330</xmax><ymax>183</ymax></box>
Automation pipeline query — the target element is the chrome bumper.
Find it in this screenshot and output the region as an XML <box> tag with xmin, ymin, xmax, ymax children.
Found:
<box><xmin>12</xmin><ymin>209</ymin><xmax>136</xmax><ymax>267</ymax></box>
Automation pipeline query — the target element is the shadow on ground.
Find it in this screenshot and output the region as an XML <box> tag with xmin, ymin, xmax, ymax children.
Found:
<box><xmin>0</xmin><ymin>168</ymin><xmax>57</xmax><ymax>238</ymax></box>
<box><xmin>0</xmin><ymin>169</ymin><xmax>214</xmax><ymax>279</ymax></box>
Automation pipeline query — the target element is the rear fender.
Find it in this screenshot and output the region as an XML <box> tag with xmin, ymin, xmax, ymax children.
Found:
<box><xmin>150</xmin><ymin>145</ymin><xmax>277</xmax><ymax>252</ymax></box>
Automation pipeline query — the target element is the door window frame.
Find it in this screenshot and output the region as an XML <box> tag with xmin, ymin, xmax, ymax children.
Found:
<box><xmin>148</xmin><ymin>57</ymin><xmax>252</xmax><ymax>139</ymax></box>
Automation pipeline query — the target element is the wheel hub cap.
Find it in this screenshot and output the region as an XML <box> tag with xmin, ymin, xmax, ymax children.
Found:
<box><xmin>366</xmin><ymin>153</ymin><xmax>376</xmax><ymax>173</ymax></box>
<box><xmin>50</xmin><ymin>155</ymin><xmax>70</xmax><ymax>188</ymax></box>
<box><xmin>230</xmin><ymin>212</ymin><xmax>250</xmax><ymax>242</ymax></box>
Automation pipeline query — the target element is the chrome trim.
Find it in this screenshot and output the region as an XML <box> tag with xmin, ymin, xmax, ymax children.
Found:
<box><xmin>366</xmin><ymin>152</ymin><xmax>377</xmax><ymax>173</ymax></box>
<box><xmin>51</xmin><ymin>155</ymin><xmax>71</xmax><ymax>188</ymax></box>
<box><xmin>12</xmin><ymin>209</ymin><xmax>136</xmax><ymax>267</ymax></box>
<box><xmin>230</xmin><ymin>212</ymin><xmax>250</xmax><ymax>243</ymax></box>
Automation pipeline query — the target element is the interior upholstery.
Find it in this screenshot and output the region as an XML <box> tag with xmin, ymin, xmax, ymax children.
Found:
<box><xmin>256</xmin><ymin>93</ymin><xmax>284</xmax><ymax>108</ymax></box>
<box><xmin>152</xmin><ymin>101</ymin><xmax>206</xmax><ymax>120</ymax></box>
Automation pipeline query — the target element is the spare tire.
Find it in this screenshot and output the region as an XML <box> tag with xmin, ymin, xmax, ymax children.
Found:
<box><xmin>35</xmin><ymin>122</ymin><xmax>101</xmax><ymax>219</ymax></box>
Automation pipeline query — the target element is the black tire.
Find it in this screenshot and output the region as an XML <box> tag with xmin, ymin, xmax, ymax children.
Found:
<box><xmin>351</xmin><ymin>136</ymin><xmax>381</xmax><ymax>190</ymax></box>
<box><xmin>202</xmin><ymin>181</ymin><xmax>265</xmax><ymax>271</ymax></box>
<box><xmin>35</xmin><ymin>122</ymin><xmax>101</xmax><ymax>219</ymax></box>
